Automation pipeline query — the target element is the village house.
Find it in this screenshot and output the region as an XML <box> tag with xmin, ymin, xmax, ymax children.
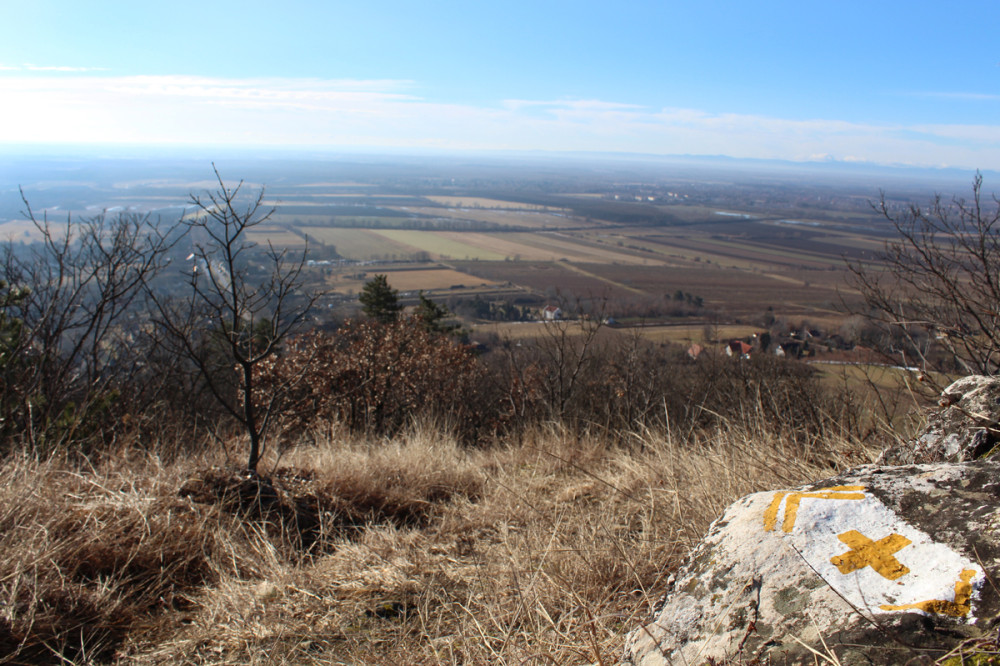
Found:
<box><xmin>726</xmin><ymin>340</ymin><xmax>753</xmax><ymax>359</ymax></box>
<box><xmin>542</xmin><ymin>305</ymin><xmax>562</xmax><ymax>321</ymax></box>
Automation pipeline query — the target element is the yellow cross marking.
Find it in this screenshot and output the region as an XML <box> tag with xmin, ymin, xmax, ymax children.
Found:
<box><xmin>830</xmin><ymin>530</ymin><xmax>911</xmax><ymax>580</ymax></box>
<box><xmin>763</xmin><ymin>486</ymin><xmax>866</xmax><ymax>533</ymax></box>
<box><xmin>881</xmin><ymin>569</ymin><xmax>977</xmax><ymax>617</ymax></box>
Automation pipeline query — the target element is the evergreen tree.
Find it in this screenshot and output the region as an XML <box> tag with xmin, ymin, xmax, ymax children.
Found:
<box><xmin>414</xmin><ymin>291</ymin><xmax>456</xmax><ymax>334</ymax></box>
<box><xmin>359</xmin><ymin>274</ymin><xmax>401</xmax><ymax>323</ymax></box>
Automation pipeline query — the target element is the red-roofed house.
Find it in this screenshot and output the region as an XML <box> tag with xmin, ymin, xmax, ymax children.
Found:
<box><xmin>542</xmin><ymin>305</ymin><xmax>562</xmax><ymax>321</ymax></box>
<box><xmin>726</xmin><ymin>340</ymin><xmax>753</xmax><ymax>358</ymax></box>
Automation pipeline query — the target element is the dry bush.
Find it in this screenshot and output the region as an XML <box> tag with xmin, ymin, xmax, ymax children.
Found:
<box><xmin>259</xmin><ymin>320</ymin><xmax>501</xmax><ymax>444</ymax></box>
<box><xmin>476</xmin><ymin>321</ymin><xmax>874</xmax><ymax>450</ymax></box>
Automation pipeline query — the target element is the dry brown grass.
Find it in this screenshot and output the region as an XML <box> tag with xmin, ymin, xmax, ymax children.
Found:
<box><xmin>0</xmin><ymin>422</ymin><xmax>876</xmax><ymax>665</ymax></box>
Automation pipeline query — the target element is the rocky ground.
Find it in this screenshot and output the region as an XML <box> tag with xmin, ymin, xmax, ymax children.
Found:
<box><xmin>627</xmin><ymin>376</ymin><xmax>1000</xmax><ymax>665</ymax></box>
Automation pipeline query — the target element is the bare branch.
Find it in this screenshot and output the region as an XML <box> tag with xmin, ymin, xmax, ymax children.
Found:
<box><xmin>847</xmin><ymin>174</ymin><xmax>1000</xmax><ymax>381</ymax></box>
<box><xmin>145</xmin><ymin>169</ymin><xmax>317</xmax><ymax>472</ymax></box>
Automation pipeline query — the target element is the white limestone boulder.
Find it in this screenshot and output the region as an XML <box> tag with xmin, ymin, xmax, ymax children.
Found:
<box><xmin>624</xmin><ymin>460</ymin><xmax>1000</xmax><ymax>665</ymax></box>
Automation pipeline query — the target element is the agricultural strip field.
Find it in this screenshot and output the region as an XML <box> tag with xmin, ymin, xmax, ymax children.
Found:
<box><xmin>576</xmin><ymin>263</ymin><xmax>845</xmax><ymax>317</ymax></box>
<box><xmin>327</xmin><ymin>266</ymin><xmax>502</xmax><ymax>296</ymax></box>
<box><xmin>301</xmin><ymin>217</ymin><xmax>426</xmax><ymax>228</ymax></box>
<box><xmin>604</xmin><ymin>235</ymin><xmax>762</xmax><ymax>270</ymax></box>
<box><xmin>670</xmin><ymin>226</ymin><xmax>878</xmax><ymax>265</ymax></box>
<box><xmin>632</xmin><ymin>323</ymin><xmax>763</xmax><ymax>344</ymax></box>
<box><xmin>390</xmin><ymin>207</ymin><xmax>587</xmax><ymax>229</ymax></box>
<box><xmin>453</xmin><ymin>261</ymin><xmax>639</xmax><ymax>301</ymax></box>
<box><xmin>271</xmin><ymin>214</ymin><xmax>338</xmax><ymax>226</ymax></box>
<box><xmin>297</xmin><ymin>228</ymin><xmax>417</xmax><ymax>259</ymax></box>
<box><xmin>455</xmin><ymin>231</ymin><xmax>664</xmax><ymax>264</ymax></box>
<box><xmin>423</xmin><ymin>196</ymin><xmax>558</xmax><ymax>210</ymax></box>
<box><xmin>369</xmin><ymin>267</ymin><xmax>502</xmax><ymax>291</ymax></box>
<box><xmin>593</xmin><ymin>222</ymin><xmax>884</xmax><ymax>273</ymax></box>
<box><xmin>245</xmin><ymin>227</ymin><xmax>306</xmax><ymax>248</ymax></box>
<box><xmin>652</xmin><ymin>235</ymin><xmax>839</xmax><ymax>270</ymax></box>
<box><xmin>370</xmin><ymin>230</ymin><xmax>510</xmax><ymax>261</ymax></box>
<box><xmin>469</xmin><ymin>321</ymin><xmax>761</xmax><ymax>347</ymax></box>
<box><xmin>470</xmin><ymin>321</ymin><xmax>626</xmax><ymax>345</ymax></box>
<box><xmin>269</xmin><ymin>204</ymin><xmax>411</xmax><ymax>218</ymax></box>
<box><xmin>0</xmin><ymin>220</ymin><xmax>48</xmax><ymax>242</ymax></box>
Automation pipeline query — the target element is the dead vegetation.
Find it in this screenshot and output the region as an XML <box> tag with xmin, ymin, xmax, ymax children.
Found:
<box><xmin>0</xmin><ymin>420</ymin><xmax>877</xmax><ymax>665</ymax></box>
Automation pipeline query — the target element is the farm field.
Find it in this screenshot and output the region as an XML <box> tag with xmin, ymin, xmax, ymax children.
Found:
<box><xmin>664</xmin><ymin>236</ymin><xmax>840</xmax><ymax>270</ymax></box>
<box><xmin>389</xmin><ymin>206</ymin><xmax>586</xmax><ymax>229</ymax></box>
<box><xmin>1</xmin><ymin>158</ymin><xmax>916</xmax><ymax>336</ymax></box>
<box><xmin>271</xmin><ymin>214</ymin><xmax>339</xmax><ymax>226</ymax></box>
<box><xmin>0</xmin><ymin>219</ymin><xmax>47</xmax><ymax>242</ymax></box>
<box><xmin>453</xmin><ymin>260</ymin><xmax>639</xmax><ymax>302</ymax></box>
<box><xmin>501</xmin><ymin>231</ymin><xmax>661</xmax><ymax>264</ymax></box>
<box><xmin>423</xmin><ymin>196</ymin><xmax>559</xmax><ymax>210</ymax></box>
<box><xmin>371</xmin><ymin>230</ymin><xmax>509</xmax><ymax>261</ymax></box>
<box><xmin>399</xmin><ymin>231</ymin><xmax>661</xmax><ymax>264</ymax></box>
<box><xmin>618</xmin><ymin>232</ymin><xmax>832</xmax><ymax>271</ymax></box>
<box><xmin>468</xmin><ymin>321</ymin><xmax>787</xmax><ymax>352</ymax></box>
<box><xmin>245</xmin><ymin>226</ymin><xmax>306</xmax><ymax>248</ymax></box>
<box><xmin>633</xmin><ymin>323</ymin><xmax>763</xmax><ymax>345</ymax></box>
<box><xmin>327</xmin><ymin>266</ymin><xmax>503</xmax><ymax>296</ymax></box>
<box><xmin>356</xmin><ymin>229</ymin><xmax>666</xmax><ymax>263</ymax></box>
<box><xmin>369</xmin><ymin>267</ymin><xmax>502</xmax><ymax>292</ymax></box>
<box><xmin>576</xmin><ymin>263</ymin><xmax>845</xmax><ymax>316</ymax></box>
<box><xmin>299</xmin><ymin>228</ymin><xmax>416</xmax><ymax>259</ymax></box>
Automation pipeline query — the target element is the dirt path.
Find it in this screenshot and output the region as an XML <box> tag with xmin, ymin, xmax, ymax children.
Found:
<box><xmin>562</xmin><ymin>262</ymin><xmax>646</xmax><ymax>295</ymax></box>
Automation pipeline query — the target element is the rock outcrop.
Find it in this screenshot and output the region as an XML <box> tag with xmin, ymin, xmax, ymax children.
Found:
<box><xmin>625</xmin><ymin>376</ymin><xmax>1000</xmax><ymax>665</ymax></box>
<box><xmin>881</xmin><ymin>375</ymin><xmax>1000</xmax><ymax>465</ymax></box>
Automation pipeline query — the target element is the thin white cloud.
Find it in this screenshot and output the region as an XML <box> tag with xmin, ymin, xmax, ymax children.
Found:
<box><xmin>902</xmin><ymin>91</ymin><xmax>1000</xmax><ymax>101</ymax></box>
<box><xmin>503</xmin><ymin>99</ymin><xmax>644</xmax><ymax>112</ymax></box>
<box><xmin>908</xmin><ymin>123</ymin><xmax>1000</xmax><ymax>143</ymax></box>
<box><xmin>104</xmin><ymin>75</ymin><xmax>413</xmax><ymax>94</ymax></box>
<box><xmin>101</xmin><ymin>76</ymin><xmax>417</xmax><ymax>112</ymax></box>
<box><xmin>20</xmin><ymin>64</ymin><xmax>109</xmax><ymax>72</ymax></box>
<box><xmin>0</xmin><ymin>74</ymin><xmax>998</xmax><ymax>169</ymax></box>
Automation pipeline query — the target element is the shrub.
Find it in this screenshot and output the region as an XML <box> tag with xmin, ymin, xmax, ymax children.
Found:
<box><xmin>259</xmin><ymin>318</ymin><xmax>499</xmax><ymax>443</ymax></box>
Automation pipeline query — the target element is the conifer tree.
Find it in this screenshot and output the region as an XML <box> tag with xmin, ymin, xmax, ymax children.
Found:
<box><xmin>359</xmin><ymin>274</ymin><xmax>401</xmax><ymax>323</ymax></box>
<box><xmin>414</xmin><ymin>290</ymin><xmax>453</xmax><ymax>333</ymax></box>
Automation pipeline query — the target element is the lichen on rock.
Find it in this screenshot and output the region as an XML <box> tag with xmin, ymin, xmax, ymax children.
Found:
<box><xmin>625</xmin><ymin>460</ymin><xmax>1000</xmax><ymax>665</ymax></box>
<box><xmin>881</xmin><ymin>375</ymin><xmax>1000</xmax><ymax>465</ymax></box>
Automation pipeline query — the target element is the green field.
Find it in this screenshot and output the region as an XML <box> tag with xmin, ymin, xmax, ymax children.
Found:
<box><xmin>371</xmin><ymin>230</ymin><xmax>509</xmax><ymax>261</ymax></box>
<box><xmin>303</xmin><ymin>228</ymin><xmax>414</xmax><ymax>259</ymax></box>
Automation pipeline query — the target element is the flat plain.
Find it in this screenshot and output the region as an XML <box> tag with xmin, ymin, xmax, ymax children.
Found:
<box><xmin>1</xmin><ymin>156</ymin><xmax>934</xmax><ymax>338</ymax></box>
<box><xmin>286</xmin><ymin>188</ymin><xmax>884</xmax><ymax>322</ymax></box>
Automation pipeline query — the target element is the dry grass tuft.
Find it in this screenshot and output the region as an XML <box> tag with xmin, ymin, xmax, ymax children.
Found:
<box><xmin>0</xmin><ymin>422</ymin><xmax>877</xmax><ymax>664</ymax></box>
<box><xmin>0</xmin><ymin>453</ymin><xmax>280</xmax><ymax>664</ymax></box>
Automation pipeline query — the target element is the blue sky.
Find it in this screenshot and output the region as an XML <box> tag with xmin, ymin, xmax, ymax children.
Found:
<box><xmin>2</xmin><ymin>1</ymin><xmax>999</xmax><ymax>168</ymax></box>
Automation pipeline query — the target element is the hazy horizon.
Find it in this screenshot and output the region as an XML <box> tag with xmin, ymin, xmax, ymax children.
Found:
<box><xmin>2</xmin><ymin>1</ymin><xmax>999</xmax><ymax>171</ymax></box>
